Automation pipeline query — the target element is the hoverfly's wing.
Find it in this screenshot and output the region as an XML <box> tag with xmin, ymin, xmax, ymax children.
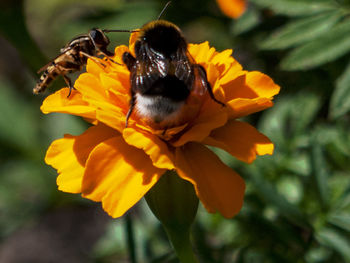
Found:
<box><xmin>37</xmin><ymin>50</ymin><xmax>73</xmax><ymax>73</ymax></box>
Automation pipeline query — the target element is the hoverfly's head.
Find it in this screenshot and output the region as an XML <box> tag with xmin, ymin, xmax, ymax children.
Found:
<box><xmin>89</xmin><ymin>28</ymin><xmax>110</xmax><ymax>49</ymax></box>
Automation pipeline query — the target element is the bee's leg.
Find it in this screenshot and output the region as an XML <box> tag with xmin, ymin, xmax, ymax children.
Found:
<box><xmin>195</xmin><ymin>64</ymin><xmax>225</xmax><ymax>107</ymax></box>
<box><xmin>122</xmin><ymin>52</ymin><xmax>136</xmax><ymax>71</ymax></box>
<box><xmin>162</xmin><ymin>128</ymin><xmax>168</xmax><ymax>136</ymax></box>
<box><xmin>62</xmin><ymin>75</ymin><xmax>74</xmax><ymax>98</ymax></box>
<box><xmin>125</xmin><ymin>95</ymin><xmax>136</xmax><ymax>127</ymax></box>
<box><xmin>79</xmin><ymin>51</ymin><xmax>107</xmax><ymax>68</ymax></box>
<box><xmin>123</xmin><ymin>52</ymin><xmax>137</xmax><ymax>127</ymax></box>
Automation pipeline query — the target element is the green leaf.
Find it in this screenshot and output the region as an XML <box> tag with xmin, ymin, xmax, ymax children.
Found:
<box><xmin>259</xmin><ymin>11</ymin><xmax>342</xmax><ymax>50</ymax></box>
<box><xmin>328</xmin><ymin>213</ymin><xmax>350</xmax><ymax>232</ymax></box>
<box><xmin>259</xmin><ymin>92</ymin><xmax>321</xmax><ymax>146</ymax></box>
<box><xmin>250</xmin><ymin>0</ymin><xmax>337</xmax><ymax>17</ymax></box>
<box><xmin>329</xmin><ymin>60</ymin><xmax>350</xmax><ymax>119</ymax></box>
<box><xmin>248</xmin><ymin>167</ymin><xmax>309</xmax><ymax>228</ymax></box>
<box><xmin>232</xmin><ymin>8</ymin><xmax>260</xmax><ymax>35</ymax></box>
<box><xmin>281</xmin><ymin>20</ymin><xmax>350</xmax><ymax>70</ymax></box>
<box><xmin>311</xmin><ymin>142</ymin><xmax>329</xmax><ymax>207</ymax></box>
<box><xmin>316</xmin><ymin>228</ymin><xmax>350</xmax><ymax>261</ymax></box>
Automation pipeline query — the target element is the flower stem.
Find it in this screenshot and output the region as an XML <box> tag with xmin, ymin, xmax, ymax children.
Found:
<box><xmin>125</xmin><ymin>213</ymin><xmax>137</xmax><ymax>263</ymax></box>
<box><xmin>164</xmin><ymin>227</ymin><xmax>198</xmax><ymax>263</ymax></box>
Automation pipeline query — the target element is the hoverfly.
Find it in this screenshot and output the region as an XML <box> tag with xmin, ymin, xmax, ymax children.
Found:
<box><xmin>34</xmin><ymin>28</ymin><xmax>130</xmax><ymax>96</ymax></box>
<box><xmin>122</xmin><ymin>2</ymin><xmax>224</xmax><ymax>127</ymax></box>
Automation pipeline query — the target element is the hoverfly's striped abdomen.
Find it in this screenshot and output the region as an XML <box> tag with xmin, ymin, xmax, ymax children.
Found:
<box><xmin>34</xmin><ymin>64</ymin><xmax>59</xmax><ymax>94</ymax></box>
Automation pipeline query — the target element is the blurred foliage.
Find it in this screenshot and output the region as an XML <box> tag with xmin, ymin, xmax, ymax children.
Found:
<box><xmin>0</xmin><ymin>0</ymin><xmax>350</xmax><ymax>262</ymax></box>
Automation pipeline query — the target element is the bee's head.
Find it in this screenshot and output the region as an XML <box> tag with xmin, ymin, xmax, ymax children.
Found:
<box><xmin>137</xmin><ymin>20</ymin><xmax>187</xmax><ymax>57</ymax></box>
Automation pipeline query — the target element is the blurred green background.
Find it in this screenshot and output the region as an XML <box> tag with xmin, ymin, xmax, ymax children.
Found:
<box><xmin>0</xmin><ymin>0</ymin><xmax>350</xmax><ymax>262</ymax></box>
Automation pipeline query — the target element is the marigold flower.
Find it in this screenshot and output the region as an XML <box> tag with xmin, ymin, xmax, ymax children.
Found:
<box><xmin>41</xmin><ymin>31</ymin><xmax>279</xmax><ymax>219</ymax></box>
<box><xmin>216</xmin><ymin>0</ymin><xmax>246</xmax><ymax>19</ymax></box>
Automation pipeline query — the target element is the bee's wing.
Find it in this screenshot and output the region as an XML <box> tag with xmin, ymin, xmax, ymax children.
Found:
<box><xmin>132</xmin><ymin>51</ymin><xmax>166</xmax><ymax>93</ymax></box>
<box><xmin>132</xmin><ymin>48</ymin><xmax>195</xmax><ymax>93</ymax></box>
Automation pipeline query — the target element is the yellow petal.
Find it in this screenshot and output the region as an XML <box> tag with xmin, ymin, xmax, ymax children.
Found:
<box><xmin>82</xmin><ymin>136</ymin><xmax>165</xmax><ymax>218</ymax></box>
<box><xmin>40</xmin><ymin>88</ymin><xmax>96</xmax><ymax>119</ymax></box>
<box><xmin>204</xmin><ymin>120</ymin><xmax>274</xmax><ymax>163</ymax></box>
<box><xmin>175</xmin><ymin>142</ymin><xmax>245</xmax><ymax>218</ymax></box>
<box><xmin>216</xmin><ymin>0</ymin><xmax>246</xmax><ymax>19</ymax></box>
<box><xmin>45</xmin><ymin>123</ymin><xmax>118</xmax><ymax>193</ymax></box>
<box><xmin>188</xmin><ymin>42</ymin><xmax>216</xmax><ymax>64</ymax></box>
<box><xmin>123</xmin><ymin>128</ymin><xmax>175</xmax><ymax>170</ymax></box>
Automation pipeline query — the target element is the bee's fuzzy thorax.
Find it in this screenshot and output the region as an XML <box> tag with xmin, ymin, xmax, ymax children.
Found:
<box><xmin>137</xmin><ymin>20</ymin><xmax>182</xmax><ymax>38</ymax></box>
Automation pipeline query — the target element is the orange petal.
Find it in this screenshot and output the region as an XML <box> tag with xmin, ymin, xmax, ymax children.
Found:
<box><xmin>172</xmin><ymin>102</ymin><xmax>228</xmax><ymax>146</ymax></box>
<box><xmin>220</xmin><ymin>66</ymin><xmax>245</xmax><ymax>86</ymax></box>
<box><xmin>123</xmin><ymin>128</ymin><xmax>175</xmax><ymax>170</ymax></box>
<box><xmin>101</xmin><ymin>72</ymin><xmax>130</xmax><ymax>97</ymax></box>
<box><xmin>113</xmin><ymin>45</ymin><xmax>129</xmax><ymax>64</ymax></box>
<box><xmin>216</xmin><ymin>0</ymin><xmax>246</xmax><ymax>19</ymax></box>
<box><xmin>82</xmin><ymin>136</ymin><xmax>165</xmax><ymax>218</ymax></box>
<box><xmin>246</xmin><ymin>71</ymin><xmax>280</xmax><ymax>98</ymax></box>
<box><xmin>222</xmin><ymin>72</ymin><xmax>280</xmax><ymax>101</ymax></box>
<box><xmin>86</xmin><ymin>57</ymin><xmax>107</xmax><ymax>76</ymax></box>
<box><xmin>95</xmin><ymin>107</ymin><xmax>126</xmax><ymax>132</ymax></box>
<box><xmin>203</xmin><ymin>120</ymin><xmax>274</xmax><ymax>163</ymax></box>
<box><xmin>210</xmin><ymin>49</ymin><xmax>242</xmax><ymax>78</ymax></box>
<box><xmin>228</xmin><ymin>97</ymin><xmax>274</xmax><ymax>118</ymax></box>
<box><xmin>74</xmin><ymin>73</ymin><xmax>108</xmax><ymax>101</ymax></box>
<box><xmin>128</xmin><ymin>31</ymin><xmax>139</xmax><ymax>56</ymax></box>
<box><xmin>175</xmin><ymin>142</ymin><xmax>245</xmax><ymax>218</ymax></box>
<box><xmin>45</xmin><ymin>123</ymin><xmax>118</xmax><ymax>193</ymax></box>
<box><xmin>40</xmin><ymin>88</ymin><xmax>96</xmax><ymax>119</ymax></box>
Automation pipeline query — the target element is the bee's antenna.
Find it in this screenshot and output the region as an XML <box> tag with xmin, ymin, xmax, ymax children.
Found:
<box><xmin>157</xmin><ymin>1</ymin><xmax>171</xmax><ymax>20</ymax></box>
<box><xmin>103</xmin><ymin>29</ymin><xmax>138</xmax><ymax>33</ymax></box>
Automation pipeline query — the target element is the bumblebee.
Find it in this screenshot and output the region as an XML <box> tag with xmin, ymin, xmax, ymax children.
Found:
<box><xmin>34</xmin><ymin>28</ymin><xmax>117</xmax><ymax>96</ymax></box>
<box><xmin>122</xmin><ymin>20</ymin><xmax>224</xmax><ymax>127</ymax></box>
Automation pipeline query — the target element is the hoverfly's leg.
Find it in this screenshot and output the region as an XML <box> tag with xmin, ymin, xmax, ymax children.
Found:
<box><xmin>125</xmin><ymin>95</ymin><xmax>136</xmax><ymax>128</ymax></box>
<box><xmin>105</xmin><ymin>56</ymin><xmax>122</xmax><ymax>65</ymax></box>
<box><xmin>79</xmin><ymin>51</ymin><xmax>107</xmax><ymax>68</ymax></box>
<box><xmin>95</xmin><ymin>47</ymin><xmax>123</xmax><ymax>65</ymax></box>
<box><xmin>122</xmin><ymin>52</ymin><xmax>136</xmax><ymax>71</ymax></box>
<box><xmin>62</xmin><ymin>75</ymin><xmax>75</xmax><ymax>98</ymax></box>
<box><xmin>195</xmin><ymin>64</ymin><xmax>225</xmax><ymax>107</ymax></box>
